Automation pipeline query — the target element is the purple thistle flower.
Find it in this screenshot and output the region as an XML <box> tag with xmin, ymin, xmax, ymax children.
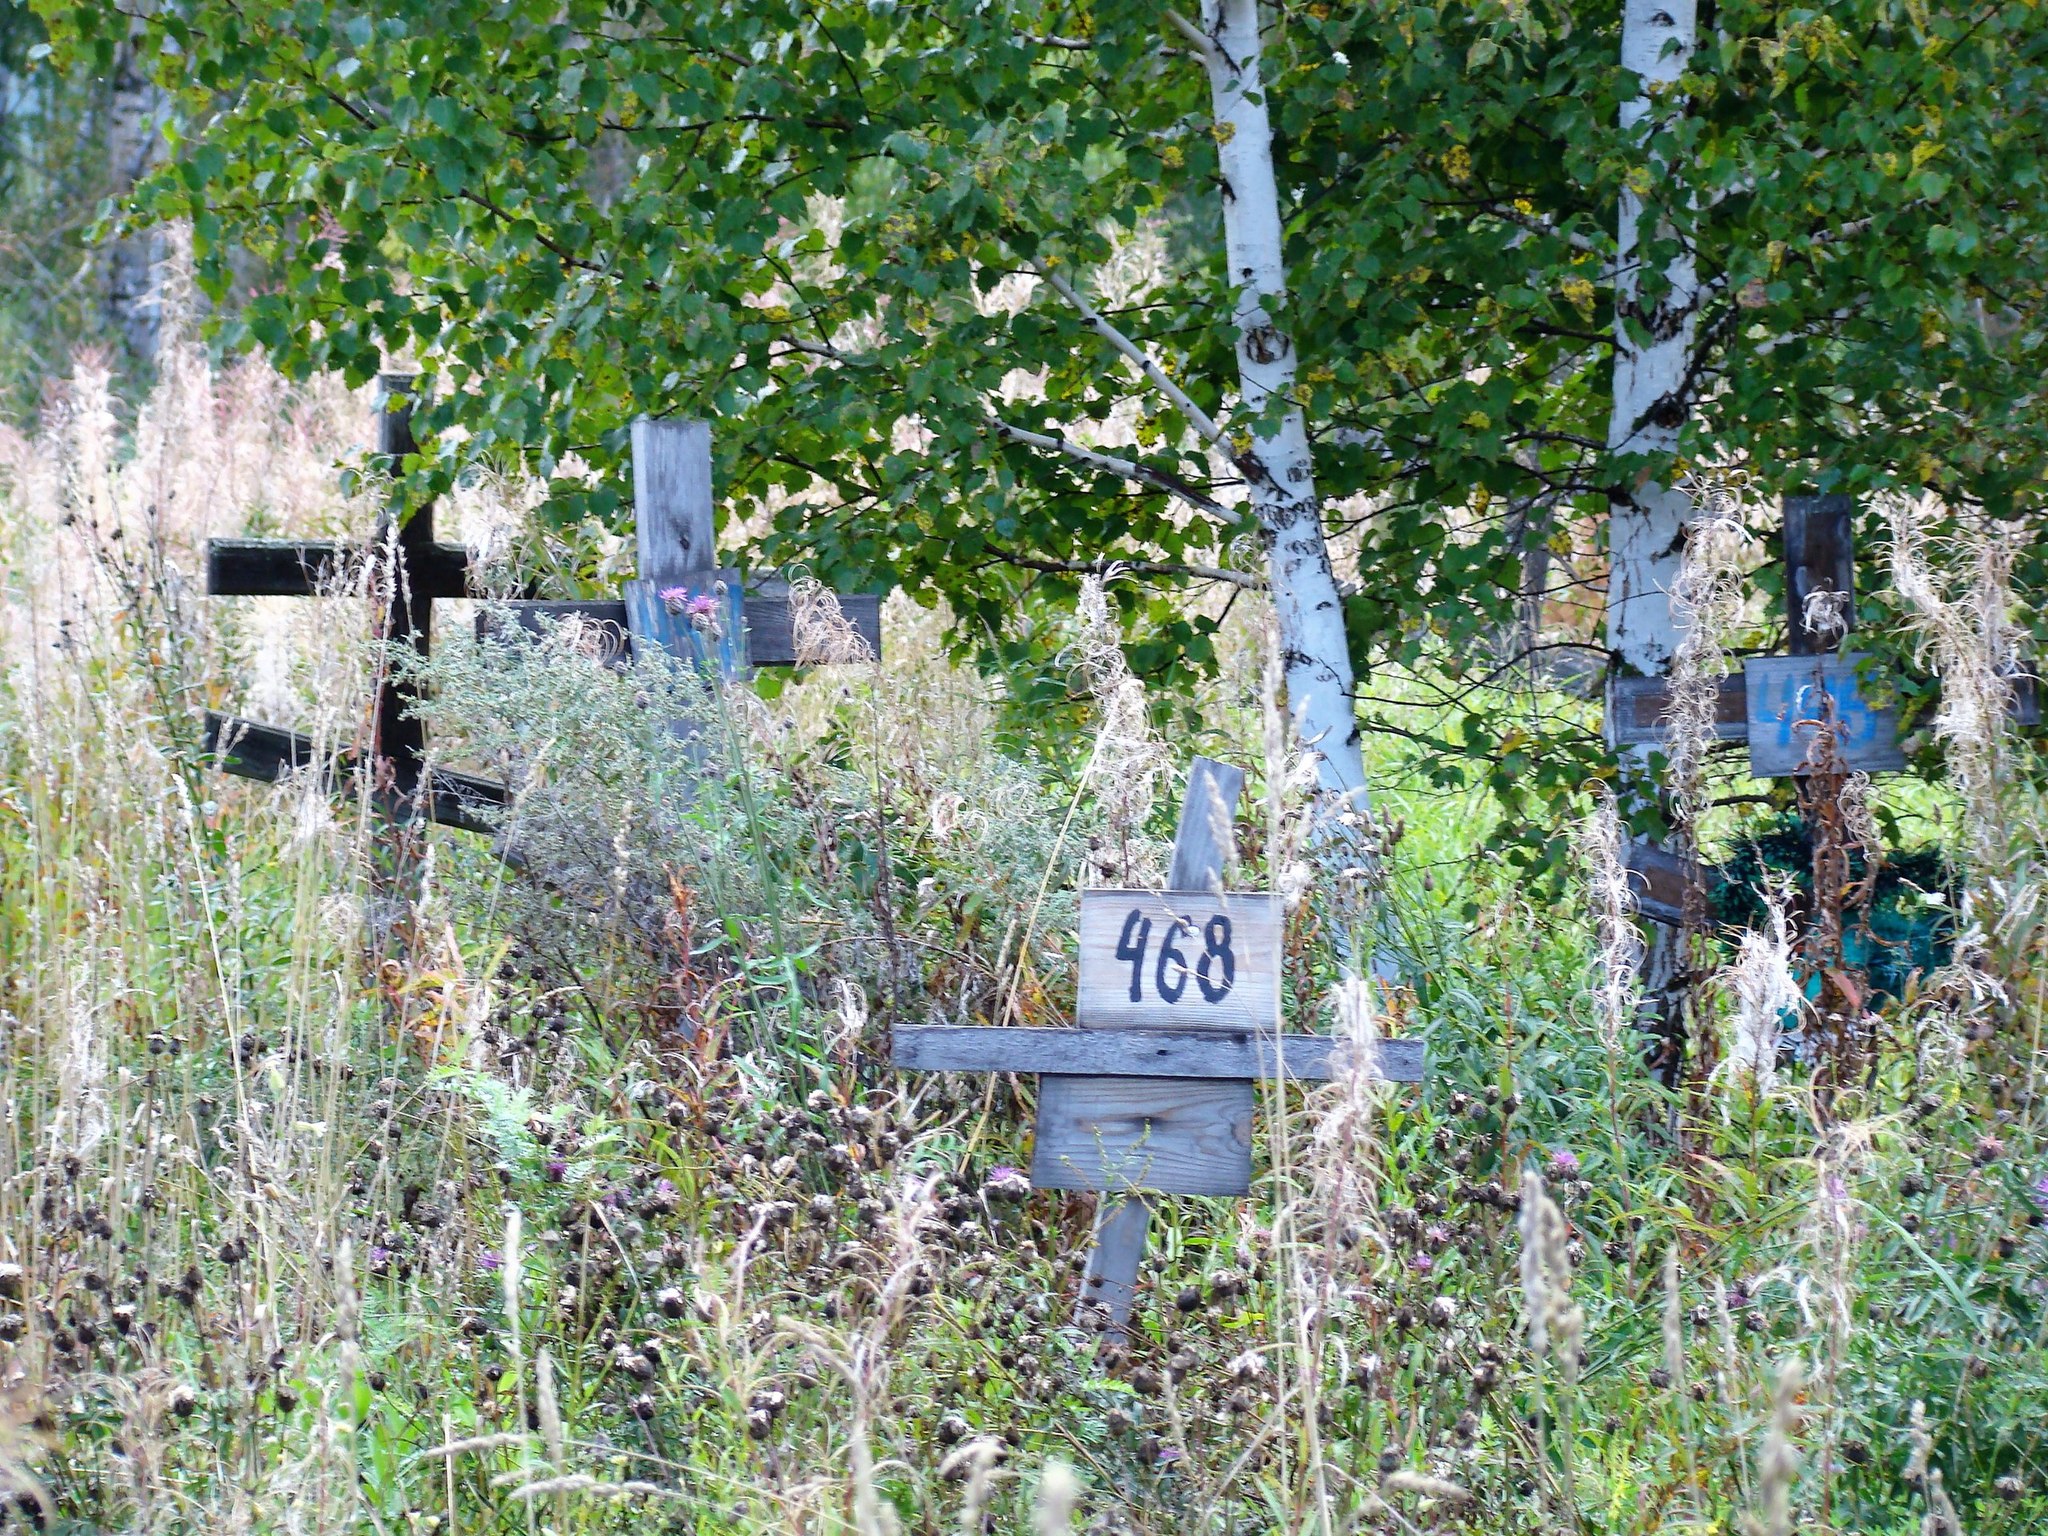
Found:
<box><xmin>545</xmin><ymin>1158</ymin><xmax>568</xmax><ymax>1183</ymax></box>
<box><xmin>984</xmin><ymin>1165</ymin><xmax>1031</xmax><ymax>1201</ymax></box>
<box><xmin>2031</xmin><ymin>1175</ymin><xmax>2048</xmax><ymax>1215</ymax></box>
<box><xmin>657</xmin><ymin>585</ymin><xmax>692</xmax><ymax>613</ymax></box>
<box><xmin>476</xmin><ymin>1249</ymin><xmax>502</xmax><ymax>1273</ymax></box>
<box><xmin>1548</xmin><ymin>1148</ymin><xmax>1581</xmax><ymax>1179</ymax></box>
<box><xmin>1409</xmin><ymin>1253</ymin><xmax>1434</xmax><ymax>1275</ymax></box>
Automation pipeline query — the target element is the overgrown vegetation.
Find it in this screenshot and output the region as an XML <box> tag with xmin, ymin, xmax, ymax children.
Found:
<box><xmin>3</xmin><ymin>318</ymin><xmax>2045</xmax><ymax>1536</ymax></box>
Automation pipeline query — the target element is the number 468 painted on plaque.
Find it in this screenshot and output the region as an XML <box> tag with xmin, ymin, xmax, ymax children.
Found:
<box><xmin>1076</xmin><ymin>891</ymin><xmax>1283</xmax><ymax>1031</ymax></box>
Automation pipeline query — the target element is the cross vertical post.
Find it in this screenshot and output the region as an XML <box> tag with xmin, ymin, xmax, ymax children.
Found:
<box><xmin>1783</xmin><ymin>493</ymin><xmax>1856</xmax><ymax>654</ymax></box>
<box><xmin>370</xmin><ymin>373</ymin><xmax>432</xmax><ymax>819</ymax></box>
<box><xmin>1073</xmin><ymin>757</ymin><xmax>1246</xmax><ymax>1333</ymax></box>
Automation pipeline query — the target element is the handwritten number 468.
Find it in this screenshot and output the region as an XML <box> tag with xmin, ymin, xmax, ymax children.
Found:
<box><xmin>1115</xmin><ymin>909</ymin><xmax>1235</xmax><ymax>1004</ymax></box>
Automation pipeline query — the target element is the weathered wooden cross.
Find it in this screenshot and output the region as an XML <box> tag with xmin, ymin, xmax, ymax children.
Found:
<box><xmin>205</xmin><ymin>399</ymin><xmax>882</xmax><ymax>828</ymax></box>
<box><xmin>476</xmin><ymin>418</ymin><xmax>881</xmax><ymax>680</ymax></box>
<box><xmin>893</xmin><ymin>757</ymin><xmax>1425</xmax><ymax>1331</ymax></box>
<box><xmin>1604</xmin><ymin>494</ymin><xmax>2032</xmax><ymax>923</ymax></box>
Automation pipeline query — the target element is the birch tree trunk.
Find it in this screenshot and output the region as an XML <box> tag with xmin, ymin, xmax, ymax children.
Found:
<box><xmin>1607</xmin><ymin>0</ymin><xmax>1702</xmax><ymax>1022</ymax></box>
<box><xmin>103</xmin><ymin>23</ymin><xmax>169</xmax><ymax>362</ymax></box>
<box><xmin>1606</xmin><ymin>0</ymin><xmax>1700</xmax><ymax>680</ymax></box>
<box><xmin>1193</xmin><ymin>0</ymin><xmax>1367</xmax><ymax>803</ymax></box>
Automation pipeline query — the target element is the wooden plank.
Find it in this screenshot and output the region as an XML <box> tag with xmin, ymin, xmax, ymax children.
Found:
<box><xmin>477</xmin><ymin>589</ymin><xmax>883</xmax><ymax>668</ymax></box>
<box><xmin>1783</xmin><ymin>494</ymin><xmax>1856</xmax><ymax>654</ymax></box>
<box><xmin>1606</xmin><ymin>673</ymin><xmax>1749</xmax><ymax>748</ymax></box>
<box><xmin>207</xmin><ymin>538</ymin><xmax>474</xmax><ymax>600</ymax></box>
<box><xmin>477</xmin><ymin>601</ymin><xmax>633</xmax><ymax>663</ymax></box>
<box><xmin>1079</xmin><ymin>1194</ymin><xmax>1150</xmax><ymax>1324</ymax></box>
<box><xmin>202</xmin><ymin>713</ymin><xmax>507</xmax><ymax>835</ymax></box>
<box><xmin>1625</xmin><ymin>839</ymin><xmax>1704</xmax><ymax>927</ymax></box>
<box><xmin>633</xmin><ymin>418</ymin><xmax>716</xmax><ymax>583</ymax></box>
<box><xmin>1075</xmin><ymin>890</ymin><xmax>1282</xmax><ymax>1031</ymax></box>
<box><xmin>1745</xmin><ymin>653</ymin><xmax>1906</xmax><ymax>775</ymax></box>
<box><xmin>1030</xmin><ymin>1076</ymin><xmax>1254</xmax><ymax>1197</ymax></box>
<box><xmin>622</xmin><ymin>573</ymin><xmax>747</xmax><ymax>680</ymax></box>
<box><xmin>736</xmin><ymin>580</ymin><xmax>885</xmax><ymax>664</ymax></box>
<box><xmin>1166</xmin><ymin>757</ymin><xmax>1244</xmax><ymax>890</ymax></box>
<box><xmin>204</xmin><ymin>713</ymin><xmax>336</xmax><ymax>787</ymax></box>
<box><xmin>893</xmin><ymin>1025</ymin><xmax>1426</xmax><ymax>1082</ymax></box>
<box><xmin>206</xmin><ymin>539</ymin><xmax>351</xmax><ymax>597</ymax></box>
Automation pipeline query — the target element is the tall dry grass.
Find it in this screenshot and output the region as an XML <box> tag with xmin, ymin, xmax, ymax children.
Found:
<box><xmin>0</xmin><ymin>283</ymin><xmax>2045</xmax><ymax>1536</ymax></box>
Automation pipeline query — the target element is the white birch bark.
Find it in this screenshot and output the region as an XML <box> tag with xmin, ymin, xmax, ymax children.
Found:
<box><xmin>1192</xmin><ymin>0</ymin><xmax>1367</xmax><ymax>802</ymax></box>
<box><xmin>1607</xmin><ymin>0</ymin><xmax>1702</xmax><ymax>1018</ymax></box>
<box><xmin>1605</xmin><ymin>0</ymin><xmax>1701</xmax><ymax>680</ymax></box>
<box><xmin>104</xmin><ymin>27</ymin><xmax>170</xmax><ymax>361</ymax></box>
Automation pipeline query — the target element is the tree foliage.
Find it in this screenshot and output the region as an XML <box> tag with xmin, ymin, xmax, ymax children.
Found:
<box><xmin>34</xmin><ymin>0</ymin><xmax>2048</xmax><ymax>813</ymax></box>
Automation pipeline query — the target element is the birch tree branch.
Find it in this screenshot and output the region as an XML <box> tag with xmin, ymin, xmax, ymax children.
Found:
<box><xmin>991</xmin><ymin>551</ymin><xmax>1265</xmax><ymax>590</ymax></box>
<box><xmin>1483</xmin><ymin>201</ymin><xmax>1603</xmax><ymax>257</ymax></box>
<box><xmin>1161</xmin><ymin>8</ymin><xmax>1225</xmax><ymax>66</ymax></box>
<box><xmin>1031</xmin><ymin>262</ymin><xmax>1230</xmax><ymax>448</ymax></box>
<box><xmin>987</xmin><ymin>416</ymin><xmax>1234</xmax><ymax>520</ymax></box>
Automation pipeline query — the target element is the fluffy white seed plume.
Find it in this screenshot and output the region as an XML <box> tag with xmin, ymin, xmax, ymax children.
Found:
<box><xmin>1518</xmin><ymin>1168</ymin><xmax>1582</xmax><ymax>1381</ymax></box>
<box><xmin>1662</xmin><ymin>1246</ymin><xmax>1685</xmax><ymax>1391</ymax></box>
<box><xmin>1888</xmin><ymin>492</ymin><xmax>2017</xmax><ymax>867</ymax></box>
<box><xmin>1668</xmin><ymin>475</ymin><xmax>1754</xmax><ymax>826</ymax></box>
<box><xmin>1721</xmin><ymin>880</ymin><xmax>1802</xmax><ymax>1101</ymax></box>
<box><xmin>791</xmin><ymin>574</ymin><xmax>876</xmax><ymax>667</ymax></box>
<box><xmin>1033</xmin><ymin>1460</ymin><xmax>1080</xmax><ymax>1536</ymax></box>
<box><xmin>1579</xmin><ymin>786</ymin><xmax>1642</xmax><ymax>1052</ymax></box>
<box><xmin>1070</xmin><ymin>574</ymin><xmax>1167</xmax><ymax>883</ymax></box>
<box><xmin>535</xmin><ymin>1349</ymin><xmax>565</xmax><ymax>1469</ymax></box>
<box><xmin>1754</xmin><ymin>1356</ymin><xmax>1804</xmax><ymax>1536</ymax></box>
<box><xmin>1306</xmin><ymin>973</ymin><xmax>1389</xmax><ymax>1250</ymax></box>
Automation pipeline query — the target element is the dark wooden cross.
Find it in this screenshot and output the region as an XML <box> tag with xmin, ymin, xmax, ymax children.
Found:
<box><xmin>204</xmin><ymin>374</ymin><xmax>507</xmax><ymax>832</ymax></box>
<box><xmin>892</xmin><ymin>757</ymin><xmax>1425</xmax><ymax>1333</ymax></box>
<box><xmin>1607</xmin><ymin>493</ymin><xmax>2037</xmax><ymax>922</ymax></box>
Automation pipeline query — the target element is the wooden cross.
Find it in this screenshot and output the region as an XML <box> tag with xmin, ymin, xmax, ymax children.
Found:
<box><xmin>477</xmin><ymin>418</ymin><xmax>881</xmax><ymax>675</ymax></box>
<box><xmin>204</xmin><ymin>374</ymin><xmax>507</xmax><ymax>832</ymax></box>
<box><xmin>206</xmin><ymin>405</ymin><xmax>884</xmax><ymax>829</ymax></box>
<box><xmin>1605</xmin><ymin>495</ymin><xmax>2036</xmax><ymax>923</ymax></box>
<box><xmin>892</xmin><ymin>757</ymin><xmax>1425</xmax><ymax>1333</ymax></box>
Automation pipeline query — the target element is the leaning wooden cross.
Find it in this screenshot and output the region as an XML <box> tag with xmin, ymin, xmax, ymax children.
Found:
<box><xmin>893</xmin><ymin>757</ymin><xmax>1424</xmax><ymax>1330</ymax></box>
<box><xmin>1607</xmin><ymin>494</ymin><xmax>2034</xmax><ymax>923</ymax></box>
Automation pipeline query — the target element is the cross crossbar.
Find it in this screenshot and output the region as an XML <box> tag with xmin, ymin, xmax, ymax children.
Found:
<box><xmin>475</xmin><ymin>585</ymin><xmax>884</xmax><ymax>669</ymax></box>
<box><xmin>207</xmin><ymin>538</ymin><xmax>474</xmax><ymax>601</ymax></box>
<box><xmin>203</xmin><ymin>713</ymin><xmax>507</xmax><ymax>835</ymax></box>
<box><xmin>892</xmin><ymin>1024</ymin><xmax>1424</xmax><ymax>1082</ymax></box>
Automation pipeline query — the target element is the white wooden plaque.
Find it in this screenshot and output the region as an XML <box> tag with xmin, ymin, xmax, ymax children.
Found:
<box><xmin>1076</xmin><ymin>890</ymin><xmax>1282</xmax><ymax>1032</ymax></box>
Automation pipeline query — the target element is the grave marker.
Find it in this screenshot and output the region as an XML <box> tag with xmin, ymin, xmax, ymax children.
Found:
<box><xmin>478</xmin><ymin>418</ymin><xmax>882</xmax><ymax>672</ymax></box>
<box><xmin>206</xmin><ymin>407</ymin><xmax>885</xmax><ymax>829</ymax></box>
<box><xmin>1604</xmin><ymin>494</ymin><xmax>2032</xmax><ymax>923</ymax></box>
<box><xmin>203</xmin><ymin>374</ymin><xmax>507</xmax><ymax>833</ymax></box>
<box><xmin>892</xmin><ymin>757</ymin><xmax>1425</xmax><ymax>1331</ymax></box>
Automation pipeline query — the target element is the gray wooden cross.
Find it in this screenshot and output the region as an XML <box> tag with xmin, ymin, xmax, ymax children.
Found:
<box><xmin>478</xmin><ymin>418</ymin><xmax>881</xmax><ymax>677</ymax></box>
<box><xmin>892</xmin><ymin>757</ymin><xmax>1425</xmax><ymax>1332</ymax></box>
<box><xmin>1605</xmin><ymin>495</ymin><xmax>2035</xmax><ymax>923</ymax></box>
